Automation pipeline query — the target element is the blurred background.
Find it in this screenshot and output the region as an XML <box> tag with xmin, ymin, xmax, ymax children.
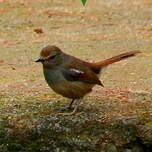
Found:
<box><xmin>0</xmin><ymin>0</ymin><xmax>151</xmax><ymax>95</ymax></box>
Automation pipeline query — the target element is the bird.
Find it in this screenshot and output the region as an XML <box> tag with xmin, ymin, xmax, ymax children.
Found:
<box><xmin>36</xmin><ymin>45</ymin><xmax>140</xmax><ymax>115</ymax></box>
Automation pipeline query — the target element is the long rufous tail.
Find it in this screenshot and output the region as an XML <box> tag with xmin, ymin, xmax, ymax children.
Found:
<box><xmin>95</xmin><ymin>50</ymin><xmax>140</xmax><ymax>67</ymax></box>
<box><xmin>90</xmin><ymin>51</ymin><xmax>141</xmax><ymax>74</ymax></box>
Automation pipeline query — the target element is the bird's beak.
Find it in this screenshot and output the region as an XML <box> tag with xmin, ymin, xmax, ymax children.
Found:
<box><xmin>35</xmin><ymin>58</ymin><xmax>44</xmax><ymax>62</ymax></box>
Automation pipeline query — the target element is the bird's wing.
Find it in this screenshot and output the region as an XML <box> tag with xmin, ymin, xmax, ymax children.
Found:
<box><xmin>62</xmin><ymin>60</ymin><xmax>104</xmax><ymax>86</ymax></box>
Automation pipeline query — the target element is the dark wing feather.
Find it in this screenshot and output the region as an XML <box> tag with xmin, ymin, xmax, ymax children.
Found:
<box><xmin>62</xmin><ymin>68</ymin><xmax>84</xmax><ymax>81</ymax></box>
<box><xmin>62</xmin><ymin>59</ymin><xmax>104</xmax><ymax>86</ymax></box>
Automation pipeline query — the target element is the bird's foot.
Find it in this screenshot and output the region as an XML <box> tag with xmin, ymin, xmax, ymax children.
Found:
<box><xmin>57</xmin><ymin>111</ymin><xmax>82</xmax><ymax>116</ymax></box>
<box><xmin>57</xmin><ymin>103</ymin><xmax>81</xmax><ymax>116</ymax></box>
<box><xmin>57</xmin><ymin>99</ymin><xmax>82</xmax><ymax>116</ymax></box>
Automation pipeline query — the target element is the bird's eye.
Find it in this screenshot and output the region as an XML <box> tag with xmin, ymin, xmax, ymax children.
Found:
<box><xmin>49</xmin><ymin>55</ymin><xmax>57</xmax><ymax>60</ymax></box>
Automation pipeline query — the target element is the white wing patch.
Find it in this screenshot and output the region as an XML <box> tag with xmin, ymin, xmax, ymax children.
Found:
<box><xmin>69</xmin><ymin>68</ymin><xmax>84</xmax><ymax>74</ymax></box>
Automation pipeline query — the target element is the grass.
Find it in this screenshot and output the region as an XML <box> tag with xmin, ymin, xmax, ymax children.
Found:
<box><xmin>0</xmin><ymin>0</ymin><xmax>152</xmax><ymax>151</ymax></box>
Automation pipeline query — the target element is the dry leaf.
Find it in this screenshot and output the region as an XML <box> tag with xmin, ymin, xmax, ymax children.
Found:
<box><xmin>0</xmin><ymin>59</ymin><xmax>4</xmax><ymax>64</ymax></box>
<box><xmin>34</xmin><ymin>28</ymin><xmax>44</xmax><ymax>34</ymax></box>
<box><xmin>43</xmin><ymin>10</ymin><xmax>71</xmax><ymax>17</ymax></box>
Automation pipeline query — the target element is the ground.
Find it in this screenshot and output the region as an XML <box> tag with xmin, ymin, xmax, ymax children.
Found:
<box><xmin>0</xmin><ymin>0</ymin><xmax>152</xmax><ymax>151</ymax></box>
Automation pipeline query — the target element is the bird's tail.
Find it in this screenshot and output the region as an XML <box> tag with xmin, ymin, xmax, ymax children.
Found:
<box><xmin>94</xmin><ymin>50</ymin><xmax>140</xmax><ymax>67</ymax></box>
<box><xmin>89</xmin><ymin>50</ymin><xmax>141</xmax><ymax>74</ymax></box>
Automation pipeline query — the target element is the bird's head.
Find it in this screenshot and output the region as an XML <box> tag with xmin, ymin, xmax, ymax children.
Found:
<box><xmin>36</xmin><ymin>45</ymin><xmax>63</xmax><ymax>69</ymax></box>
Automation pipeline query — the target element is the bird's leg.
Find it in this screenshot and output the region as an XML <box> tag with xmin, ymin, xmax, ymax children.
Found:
<box><xmin>58</xmin><ymin>99</ymin><xmax>82</xmax><ymax>116</ymax></box>
<box><xmin>68</xmin><ymin>99</ymin><xmax>75</xmax><ymax>110</ymax></box>
<box><xmin>70</xmin><ymin>99</ymin><xmax>82</xmax><ymax>114</ymax></box>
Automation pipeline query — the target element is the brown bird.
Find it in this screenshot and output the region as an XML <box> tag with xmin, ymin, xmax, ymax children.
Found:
<box><xmin>36</xmin><ymin>45</ymin><xmax>140</xmax><ymax>114</ymax></box>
